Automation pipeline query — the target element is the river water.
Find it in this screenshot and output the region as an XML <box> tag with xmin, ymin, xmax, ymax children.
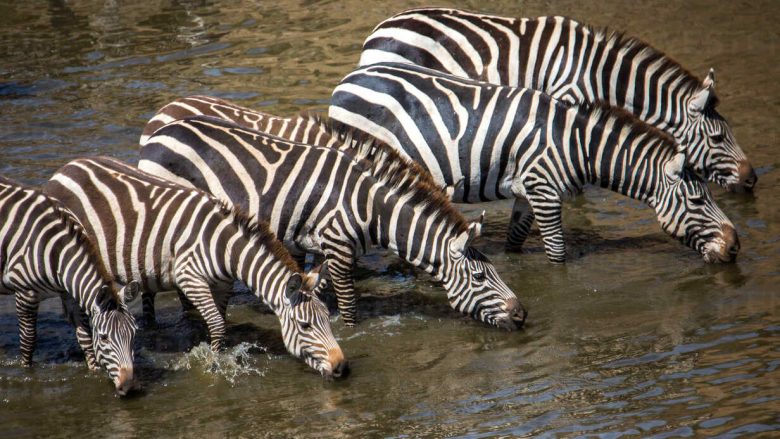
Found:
<box><xmin>0</xmin><ymin>1</ymin><xmax>778</xmax><ymax>437</ymax></box>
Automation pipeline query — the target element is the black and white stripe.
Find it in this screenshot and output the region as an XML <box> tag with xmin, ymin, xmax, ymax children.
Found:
<box><xmin>139</xmin><ymin>115</ymin><xmax>526</xmax><ymax>330</ymax></box>
<box><xmin>329</xmin><ymin>62</ymin><xmax>739</xmax><ymax>263</ymax></box>
<box><xmin>42</xmin><ymin>157</ymin><xmax>348</xmax><ymax>379</ymax></box>
<box><xmin>0</xmin><ymin>176</ymin><xmax>138</xmax><ymax>395</ymax></box>
<box><xmin>140</xmin><ymin>95</ymin><xmax>337</xmax><ymax>148</ymax></box>
<box><xmin>359</xmin><ymin>7</ymin><xmax>756</xmax><ymax>192</ymax></box>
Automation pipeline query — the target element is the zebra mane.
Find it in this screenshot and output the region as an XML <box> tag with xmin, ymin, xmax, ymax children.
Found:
<box><xmin>576</xmin><ymin>100</ymin><xmax>680</xmax><ymax>154</ymax></box>
<box><xmin>214</xmin><ymin>198</ymin><xmax>301</xmax><ymax>273</ymax></box>
<box><xmin>586</xmin><ymin>24</ymin><xmax>706</xmax><ymax>100</ymax></box>
<box><xmin>304</xmin><ymin>113</ymin><xmax>469</xmax><ymax>234</ymax></box>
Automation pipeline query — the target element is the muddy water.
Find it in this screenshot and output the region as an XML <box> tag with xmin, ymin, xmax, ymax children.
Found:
<box><xmin>0</xmin><ymin>1</ymin><xmax>778</xmax><ymax>437</ymax></box>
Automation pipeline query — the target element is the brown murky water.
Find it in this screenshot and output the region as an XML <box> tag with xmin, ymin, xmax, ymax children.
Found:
<box><xmin>1</xmin><ymin>1</ymin><xmax>778</xmax><ymax>437</ymax></box>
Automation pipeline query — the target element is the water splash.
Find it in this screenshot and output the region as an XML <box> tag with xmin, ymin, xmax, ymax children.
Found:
<box><xmin>169</xmin><ymin>342</ymin><xmax>270</xmax><ymax>385</ymax></box>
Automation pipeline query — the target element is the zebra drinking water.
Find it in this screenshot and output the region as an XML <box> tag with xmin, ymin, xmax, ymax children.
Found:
<box><xmin>358</xmin><ymin>8</ymin><xmax>756</xmax><ymax>192</ymax></box>
<box><xmin>42</xmin><ymin>157</ymin><xmax>348</xmax><ymax>379</ymax></box>
<box><xmin>139</xmin><ymin>115</ymin><xmax>526</xmax><ymax>329</ymax></box>
<box><xmin>0</xmin><ymin>176</ymin><xmax>139</xmax><ymax>395</ymax></box>
<box><xmin>329</xmin><ymin>62</ymin><xmax>739</xmax><ymax>264</ymax></box>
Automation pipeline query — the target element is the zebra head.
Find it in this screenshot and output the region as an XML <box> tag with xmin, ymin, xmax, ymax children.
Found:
<box><xmin>442</xmin><ymin>213</ymin><xmax>527</xmax><ymax>330</ymax></box>
<box><xmin>277</xmin><ymin>264</ymin><xmax>349</xmax><ymax>380</ymax></box>
<box><xmin>683</xmin><ymin>68</ymin><xmax>756</xmax><ymax>192</ymax></box>
<box><xmin>652</xmin><ymin>152</ymin><xmax>739</xmax><ymax>263</ymax></box>
<box><xmin>90</xmin><ymin>281</ymin><xmax>139</xmax><ymax>396</ymax></box>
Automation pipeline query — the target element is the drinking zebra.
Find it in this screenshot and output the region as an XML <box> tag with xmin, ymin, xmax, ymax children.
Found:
<box><xmin>359</xmin><ymin>7</ymin><xmax>756</xmax><ymax>192</ymax></box>
<box><xmin>0</xmin><ymin>176</ymin><xmax>139</xmax><ymax>395</ymax></box>
<box><xmin>328</xmin><ymin>62</ymin><xmax>739</xmax><ymax>264</ymax></box>
<box><xmin>139</xmin><ymin>115</ymin><xmax>526</xmax><ymax>329</ymax></box>
<box><xmin>42</xmin><ymin>157</ymin><xmax>348</xmax><ymax>378</ymax></box>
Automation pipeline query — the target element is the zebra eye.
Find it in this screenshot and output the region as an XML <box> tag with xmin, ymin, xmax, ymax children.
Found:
<box><xmin>689</xmin><ymin>196</ymin><xmax>706</xmax><ymax>206</ymax></box>
<box><xmin>473</xmin><ymin>272</ymin><xmax>486</xmax><ymax>282</ymax></box>
<box><xmin>99</xmin><ymin>333</ymin><xmax>109</xmax><ymax>342</ymax></box>
<box><xmin>298</xmin><ymin>320</ymin><xmax>312</xmax><ymax>331</ymax></box>
<box><xmin>709</xmin><ymin>134</ymin><xmax>725</xmax><ymax>143</ymax></box>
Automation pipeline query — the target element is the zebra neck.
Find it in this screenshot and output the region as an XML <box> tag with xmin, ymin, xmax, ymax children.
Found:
<box><xmin>370</xmin><ymin>190</ymin><xmax>452</xmax><ymax>276</ymax></box>
<box><xmin>581</xmin><ymin>117</ymin><xmax>669</xmax><ymax>202</ymax></box>
<box><xmin>234</xmin><ymin>243</ymin><xmax>292</xmax><ymax>312</ymax></box>
<box><xmin>54</xmin><ymin>235</ymin><xmax>107</xmax><ymax>315</ymax></box>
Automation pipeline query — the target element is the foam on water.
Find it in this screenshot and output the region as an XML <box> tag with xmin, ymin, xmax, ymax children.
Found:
<box><xmin>169</xmin><ymin>342</ymin><xmax>270</xmax><ymax>385</ymax></box>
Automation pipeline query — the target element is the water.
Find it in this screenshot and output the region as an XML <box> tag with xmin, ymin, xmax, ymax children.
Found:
<box><xmin>1</xmin><ymin>0</ymin><xmax>778</xmax><ymax>437</ymax></box>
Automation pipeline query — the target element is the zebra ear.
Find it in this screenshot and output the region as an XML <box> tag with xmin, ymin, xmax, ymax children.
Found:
<box><xmin>120</xmin><ymin>281</ymin><xmax>140</xmax><ymax>303</ymax></box>
<box><xmin>664</xmin><ymin>152</ymin><xmax>686</xmax><ymax>181</ymax></box>
<box><xmin>451</xmin><ymin>221</ymin><xmax>481</xmax><ymax>255</ymax></box>
<box><xmin>311</xmin><ymin>261</ymin><xmax>330</xmax><ymax>290</ymax></box>
<box><xmin>689</xmin><ymin>71</ymin><xmax>715</xmax><ymax>113</ymax></box>
<box><xmin>703</xmin><ymin>68</ymin><xmax>716</xmax><ymax>88</ymax></box>
<box><xmin>285</xmin><ymin>273</ymin><xmax>304</xmax><ymax>304</ymax></box>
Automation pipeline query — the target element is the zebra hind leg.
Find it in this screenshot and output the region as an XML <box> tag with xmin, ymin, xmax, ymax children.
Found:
<box><xmin>506</xmin><ymin>197</ymin><xmax>536</xmax><ymax>252</ymax></box>
<box><xmin>15</xmin><ymin>291</ymin><xmax>40</xmax><ymax>366</ymax></box>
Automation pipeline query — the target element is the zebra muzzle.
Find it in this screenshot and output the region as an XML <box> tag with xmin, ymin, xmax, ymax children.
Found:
<box><xmin>497</xmin><ymin>297</ymin><xmax>527</xmax><ymax>330</ymax></box>
<box><xmin>114</xmin><ymin>366</ymin><xmax>134</xmax><ymax>396</ymax></box>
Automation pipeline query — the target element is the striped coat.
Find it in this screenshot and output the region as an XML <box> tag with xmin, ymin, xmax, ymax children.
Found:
<box><xmin>329</xmin><ymin>62</ymin><xmax>739</xmax><ymax>263</ymax></box>
<box><xmin>42</xmin><ymin>157</ymin><xmax>348</xmax><ymax>378</ymax></box>
<box><xmin>139</xmin><ymin>115</ymin><xmax>526</xmax><ymax>330</ymax></box>
<box><xmin>359</xmin><ymin>7</ymin><xmax>756</xmax><ymax>192</ymax></box>
<box><xmin>0</xmin><ymin>176</ymin><xmax>138</xmax><ymax>395</ymax></box>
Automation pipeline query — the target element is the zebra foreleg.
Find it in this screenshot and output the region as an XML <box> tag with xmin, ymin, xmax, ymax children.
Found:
<box><xmin>526</xmin><ymin>191</ymin><xmax>566</xmax><ymax>263</ymax></box>
<box><xmin>141</xmin><ymin>291</ymin><xmax>157</xmax><ymax>327</ymax></box>
<box><xmin>15</xmin><ymin>291</ymin><xmax>40</xmax><ymax>366</ymax></box>
<box><xmin>74</xmin><ymin>322</ymin><xmax>99</xmax><ymax>371</ymax></box>
<box><xmin>176</xmin><ymin>281</ymin><xmax>226</xmax><ymax>351</ymax></box>
<box><xmin>506</xmin><ymin>197</ymin><xmax>536</xmax><ymax>252</ymax></box>
<box><xmin>322</xmin><ymin>252</ymin><xmax>358</xmax><ymax>327</ymax></box>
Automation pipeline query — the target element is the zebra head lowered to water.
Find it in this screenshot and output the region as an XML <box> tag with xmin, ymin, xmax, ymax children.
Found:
<box><xmin>139</xmin><ymin>114</ymin><xmax>526</xmax><ymax>330</ymax></box>
<box><xmin>328</xmin><ymin>62</ymin><xmax>738</xmax><ymax>264</ymax></box>
<box><xmin>358</xmin><ymin>7</ymin><xmax>756</xmax><ymax>191</ymax></box>
<box><xmin>0</xmin><ymin>176</ymin><xmax>138</xmax><ymax>395</ymax></box>
<box><xmin>42</xmin><ymin>157</ymin><xmax>348</xmax><ymax>379</ymax></box>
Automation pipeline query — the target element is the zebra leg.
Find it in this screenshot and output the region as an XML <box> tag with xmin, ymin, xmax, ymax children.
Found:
<box><xmin>15</xmin><ymin>291</ymin><xmax>40</xmax><ymax>366</ymax></box>
<box><xmin>75</xmin><ymin>323</ymin><xmax>99</xmax><ymax>371</ymax></box>
<box><xmin>526</xmin><ymin>191</ymin><xmax>566</xmax><ymax>263</ymax></box>
<box><xmin>176</xmin><ymin>279</ymin><xmax>226</xmax><ymax>351</ymax></box>
<box><xmin>322</xmin><ymin>251</ymin><xmax>358</xmax><ymax>326</ymax></box>
<box><xmin>141</xmin><ymin>291</ymin><xmax>157</xmax><ymax>327</ymax></box>
<box><xmin>176</xmin><ymin>288</ymin><xmax>200</xmax><ymax>321</ymax></box>
<box><xmin>59</xmin><ymin>294</ymin><xmax>98</xmax><ymax>369</ymax></box>
<box><xmin>506</xmin><ymin>197</ymin><xmax>536</xmax><ymax>252</ymax></box>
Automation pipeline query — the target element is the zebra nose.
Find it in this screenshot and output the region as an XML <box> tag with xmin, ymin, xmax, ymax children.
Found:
<box><xmin>501</xmin><ymin>297</ymin><xmax>527</xmax><ymax>330</ymax></box>
<box><xmin>114</xmin><ymin>366</ymin><xmax>134</xmax><ymax>396</ymax></box>
<box><xmin>327</xmin><ymin>348</ymin><xmax>350</xmax><ymax>379</ymax></box>
<box><xmin>720</xmin><ymin>224</ymin><xmax>739</xmax><ymax>262</ymax></box>
<box><xmin>737</xmin><ymin>160</ymin><xmax>757</xmax><ymax>190</ymax></box>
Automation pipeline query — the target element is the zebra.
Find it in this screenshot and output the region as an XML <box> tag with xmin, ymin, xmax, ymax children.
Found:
<box><xmin>358</xmin><ymin>7</ymin><xmax>756</xmax><ymax>193</ymax></box>
<box><xmin>0</xmin><ymin>176</ymin><xmax>139</xmax><ymax>395</ymax></box>
<box><xmin>138</xmin><ymin>115</ymin><xmax>526</xmax><ymax>330</ymax></box>
<box><xmin>328</xmin><ymin>62</ymin><xmax>739</xmax><ymax>264</ymax></box>
<box><xmin>42</xmin><ymin>156</ymin><xmax>349</xmax><ymax>379</ymax></box>
<box><xmin>140</xmin><ymin>95</ymin><xmax>338</xmax><ymax>148</ymax></box>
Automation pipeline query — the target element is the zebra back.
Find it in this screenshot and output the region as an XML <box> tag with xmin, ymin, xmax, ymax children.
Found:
<box><xmin>140</xmin><ymin>95</ymin><xmax>338</xmax><ymax>148</ymax></box>
<box><xmin>359</xmin><ymin>7</ymin><xmax>755</xmax><ymax>191</ymax></box>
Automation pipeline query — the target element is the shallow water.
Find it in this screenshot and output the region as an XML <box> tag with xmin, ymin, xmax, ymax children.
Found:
<box><xmin>0</xmin><ymin>1</ymin><xmax>778</xmax><ymax>437</ymax></box>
